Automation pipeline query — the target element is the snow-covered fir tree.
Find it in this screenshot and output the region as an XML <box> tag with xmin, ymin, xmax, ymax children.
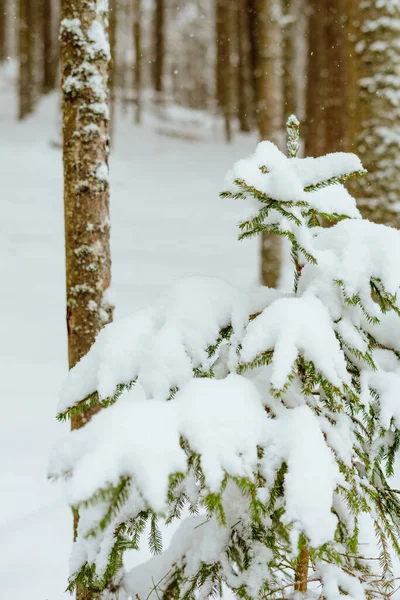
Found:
<box><xmin>51</xmin><ymin>117</ymin><xmax>400</xmax><ymax>599</ymax></box>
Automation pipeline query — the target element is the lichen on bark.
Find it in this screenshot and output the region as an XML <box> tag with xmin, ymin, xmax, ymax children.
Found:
<box><xmin>61</xmin><ymin>0</ymin><xmax>113</xmax><ymax>416</ymax></box>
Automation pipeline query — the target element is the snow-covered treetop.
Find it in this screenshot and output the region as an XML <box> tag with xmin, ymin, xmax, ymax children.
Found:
<box><xmin>51</xmin><ymin>116</ymin><xmax>400</xmax><ymax>599</ymax></box>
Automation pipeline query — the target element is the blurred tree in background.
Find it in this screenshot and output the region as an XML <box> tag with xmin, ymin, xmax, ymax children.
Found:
<box><xmin>1</xmin><ymin>0</ymin><xmax>399</xmax><ymax>282</ymax></box>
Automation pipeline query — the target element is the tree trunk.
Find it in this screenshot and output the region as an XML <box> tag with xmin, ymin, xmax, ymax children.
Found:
<box><xmin>294</xmin><ymin>546</ymin><xmax>309</xmax><ymax>592</ymax></box>
<box><xmin>283</xmin><ymin>0</ymin><xmax>302</xmax><ymax>120</ymax></box>
<box><xmin>0</xmin><ymin>0</ymin><xmax>6</xmax><ymax>62</ymax></box>
<box><xmin>109</xmin><ymin>0</ymin><xmax>116</xmax><ymax>136</ymax></box>
<box><xmin>133</xmin><ymin>0</ymin><xmax>141</xmax><ymax>124</ymax></box>
<box><xmin>345</xmin><ymin>0</ymin><xmax>360</xmax><ymax>155</ymax></box>
<box><xmin>324</xmin><ymin>0</ymin><xmax>347</xmax><ymax>151</ymax></box>
<box><xmin>152</xmin><ymin>0</ymin><xmax>164</xmax><ymax>96</ymax></box>
<box><xmin>216</xmin><ymin>0</ymin><xmax>233</xmax><ymax>142</ymax></box>
<box><xmin>304</xmin><ymin>0</ymin><xmax>325</xmax><ymax>156</ymax></box>
<box><xmin>354</xmin><ymin>0</ymin><xmax>400</xmax><ymax>228</ymax></box>
<box><xmin>253</xmin><ymin>0</ymin><xmax>283</xmax><ymax>287</ymax></box>
<box><xmin>305</xmin><ymin>0</ymin><xmax>347</xmax><ymax>156</ymax></box>
<box><xmin>237</xmin><ymin>0</ymin><xmax>252</xmax><ymax>133</ymax></box>
<box><xmin>254</xmin><ymin>0</ymin><xmax>282</xmax><ymax>141</ymax></box>
<box><xmin>42</xmin><ymin>0</ymin><xmax>58</xmax><ymax>92</ymax></box>
<box><xmin>19</xmin><ymin>0</ymin><xmax>34</xmax><ymax>119</ymax></box>
<box><xmin>61</xmin><ymin>0</ymin><xmax>113</xmax><ymax>377</ymax></box>
<box><xmin>61</xmin><ymin>2</ymin><xmax>113</xmax><ymax>593</ymax></box>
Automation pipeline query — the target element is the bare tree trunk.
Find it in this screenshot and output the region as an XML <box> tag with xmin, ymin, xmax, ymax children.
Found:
<box><xmin>355</xmin><ymin>0</ymin><xmax>400</xmax><ymax>227</ymax></box>
<box><xmin>305</xmin><ymin>0</ymin><xmax>325</xmax><ymax>156</ymax></box>
<box><xmin>283</xmin><ymin>0</ymin><xmax>302</xmax><ymax>120</ymax></box>
<box><xmin>42</xmin><ymin>0</ymin><xmax>58</xmax><ymax>92</ymax></box>
<box><xmin>216</xmin><ymin>0</ymin><xmax>233</xmax><ymax>142</ymax></box>
<box><xmin>324</xmin><ymin>0</ymin><xmax>347</xmax><ymax>151</ymax></box>
<box><xmin>152</xmin><ymin>0</ymin><xmax>164</xmax><ymax>97</ymax></box>
<box><xmin>253</xmin><ymin>0</ymin><xmax>283</xmax><ymax>287</ymax></box>
<box><xmin>305</xmin><ymin>0</ymin><xmax>347</xmax><ymax>156</ymax></box>
<box><xmin>247</xmin><ymin>0</ymin><xmax>257</xmax><ymax>120</ymax></box>
<box><xmin>61</xmin><ymin>0</ymin><xmax>113</xmax><ymax>378</ymax></box>
<box><xmin>109</xmin><ymin>0</ymin><xmax>116</xmax><ymax>137</ymax></box>
<box><xmin>346</xmin><ymin>0</ymin><xmax>359</xmax><ymax>155</ymax></box>
<box><xmin>61</xmin><ymin>1</ymin><xmax>113</xmax><ymax>593</ymax></box>
<box><xmin>18</xmin><ymin>0</ymin><xmax>34</xmax><ymax>119</ymax></box>
<box><xmin>237</xmin><ymin>0</ymin><xmax>252</xmax><ymax>132</ymax></box>
<box><xmin>254</xmin><ymin>0</ymin><xmax>282</xmax><ymax>141</ymax></box>
<box><xmin>0</xmin><ymin>0</ymin><xmax>6</xmax><ymax>62</ymax></box>
<box><xmin>133</xmin><ymin>0</ymin><xmax>141</xmax><ymax>123</ymax></box>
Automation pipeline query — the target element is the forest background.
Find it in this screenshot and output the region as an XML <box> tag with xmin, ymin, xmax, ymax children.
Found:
<box><xmin>0</xmin><ymin>0</ymin><xmax>399</xmax><ymax>598</ymax></box>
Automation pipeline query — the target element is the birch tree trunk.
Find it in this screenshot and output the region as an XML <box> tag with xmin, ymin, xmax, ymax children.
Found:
<box><xmin>253</xmin><ymin>0</ymin><xmax>283</xmax><ymax>287</ymax></box>
<box><xmin>355</xmin><ymin>0</ymin><xmax>400</xmax><ymax>227</ymax></box>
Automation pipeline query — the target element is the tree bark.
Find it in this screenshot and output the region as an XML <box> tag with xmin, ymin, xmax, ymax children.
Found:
<box><xmin>0</xmin><ymin>0</ymin><xmax>6</xmax><ymax>62</ymax></box>
<box><xmin>133</xmin><ymin>0</ymin><xmax>142</xmax><ymax>123</ymax></box>
<box><xmin>324</xmin><ymin>0</ymin><xmax>347</xmax><ymax>151</ymax></box>
<box><xmin>252</xmin><ymin>0</ymin><xmax>283</xmax><ymax>287</ymax></box>
<box><xmin>254</xmin><ymin>0</ymin><xmax>282</xmax><ymax>141</ymax></box>
<box><xmin>19</xmin><ymin>0</ymin><xmax>34</xmax><ymax>119</ymax></box>
<box><xmin>42</xmin><ymin>0</ymin><xmax>58</xmax><ymax>92</ymax></box>
<box><xmin>294</xmin><ymin>545</ymin><xmax>309</xmax><ymax>592</ymax></box>
<box><xmin>354</xmin><ymin>0</ymin><xmax>400</xmax><ymax>228</ymax></box>
<box><xmin>108</xmin><ymin>0</ymin><xmax>117</xmax><ymax>142</ymax></box>
<box><xmin>283</xmin><ymin>0</ymin><xmax>303</xmax><ymax>120</ymax></box>
<box><xmin>237</xmin><ymin>0</ymin><xmax>252</xmax><ymax>132</ymax></box>
<box><xmin>61</xmin><ymin>0</ymin><xmax>113</xmax><ymax>377</ymax></box>
<box><xmin>305</xmin><ymin>0</ymin><xmax>347</xmax><ymax>156</ymax></box>
<box><xmin>61</xmin><ymin>2</ymin><xmax>113</xmax><ymax>594</ymax></box>
<box><xmin>304</xmin><ymin>0</ymin><xmax>325</xmax><ymax>156</ymax></box>
<box><xmin>152</xmin><ymin>0</ymin><xmax>164</xmax><ymax>96</ymax></box>
<box><xmin>216</xmin><ymin>0</ymin><xmax>233</xmax><ymax>142</ymax></box>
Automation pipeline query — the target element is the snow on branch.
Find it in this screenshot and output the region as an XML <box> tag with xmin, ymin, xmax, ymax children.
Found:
<box><xmin>51</xmin><ymin>118</ymin><xmax>400</xmax><ymax>599</ymax></box>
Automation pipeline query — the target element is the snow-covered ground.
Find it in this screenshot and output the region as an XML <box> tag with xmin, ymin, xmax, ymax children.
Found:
<box><xmin>0</xmin><ymin>77</ymin><xmax>258</xmax><ymax>598</ymax></box>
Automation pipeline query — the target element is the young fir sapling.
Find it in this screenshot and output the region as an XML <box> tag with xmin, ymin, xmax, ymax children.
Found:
<box><xmin>51</xmin><ymin>117</ymin><xmax>400</xmax><ymax>599</ymax></box>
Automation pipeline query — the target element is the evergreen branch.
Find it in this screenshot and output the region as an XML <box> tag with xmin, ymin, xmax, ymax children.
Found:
<box><xmin>304</xmin><ymin>169</ymin><xmax>367</xmax><ymax>193</ymax></box>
